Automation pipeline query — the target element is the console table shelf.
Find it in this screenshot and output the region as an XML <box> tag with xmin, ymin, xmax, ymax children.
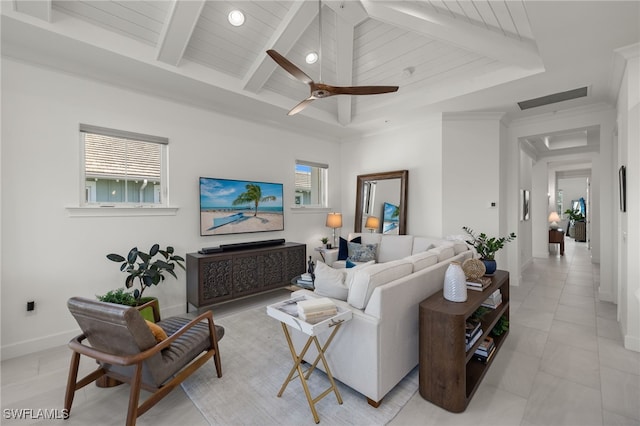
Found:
<box><xmin>418</xmin><ymin>270</ymin><xmax>509</xmax><ymax>413</ymax></box>
<box><xmin>186</xmin><ymin>242</ymin><xmax>306</xmax><ymax>312</ymax></box>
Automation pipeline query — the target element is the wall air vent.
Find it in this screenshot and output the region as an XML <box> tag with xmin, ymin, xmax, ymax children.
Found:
<box><xmin>517</xmin><ymin>87</ymin><xmax>588</xmax><ymax>110</ymax></box>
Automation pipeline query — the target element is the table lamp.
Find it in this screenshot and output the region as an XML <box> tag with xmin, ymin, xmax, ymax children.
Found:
<box><xmin>326</xmin><ymin>212</ymin><xmax>342</xmax><ymax>247</ymax></box>
<box><xmin>548</xmin><ymin>211</ymin><xmax>561</xmax><ymax>229</ymax></box>
<box><xmin>365</xmin><ymin>216</ymin><xmax>380</xmax><ymax>233</ymax></box>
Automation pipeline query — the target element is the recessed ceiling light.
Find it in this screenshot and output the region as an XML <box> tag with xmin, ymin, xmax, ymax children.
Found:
<box><xmin>228</xmin><ymin>10</ymin><xmax>245</xmax><ymax>27</ymax></box>
<box><xmin>305</xmin><ymin>52</ymin><xmax>318</xmax><ymax>64</ymax></box>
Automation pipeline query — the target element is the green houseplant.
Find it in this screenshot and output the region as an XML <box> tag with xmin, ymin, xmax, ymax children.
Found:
<box><xmin>462</xmin><ymin>226</ymin><xmax>516</xmax><ymax>275</ymax></box>
<box><xmin>106</xmin><ymin>244</ymin><xmax>185</xmax><ymax>303</ymax></box>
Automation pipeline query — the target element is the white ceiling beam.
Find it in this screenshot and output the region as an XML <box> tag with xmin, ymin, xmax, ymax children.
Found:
<box><xmin>244</xmin><ymin>1</ymin><xmax>318</xmax><ymax>93</ymax></box>
<box><xmin>324</xmin><ymin>1</ymin><xmax>368</xmax><ymax>26</ymax></box>
<box><xmin>335</xmin><ymin>15</ymin><xmax>354</xmax><ymax>126</ymax></box>
<box><xmin>13</xmin><ymin>0</ymin><xmax>51</xmax><ymax>22</ymax></box>
<box><xmin>156</xmin><ymin>0</ymin><xmax>205</xmax><ymax>67</ymax></box>
<box><xmin>360</xmin><ymin>0</ymin><xmax>543</xmax><ymax>71</ymax></box>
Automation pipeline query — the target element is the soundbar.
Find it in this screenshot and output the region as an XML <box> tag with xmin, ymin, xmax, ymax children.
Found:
<box><xmin>199</xmin><ymin>238</ymin><xmax>285</xmax><ymax>255</ymax></box>
<box><xmin>221</xmin><ymin>238</ymin><xmax>285</xmax><ymax>251</ymax></box>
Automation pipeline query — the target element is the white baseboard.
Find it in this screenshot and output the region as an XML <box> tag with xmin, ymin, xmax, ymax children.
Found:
<box><xmin>1</xmin><ymin>328</ymin><xmax>80</xmax><ymax>361</ymax></box>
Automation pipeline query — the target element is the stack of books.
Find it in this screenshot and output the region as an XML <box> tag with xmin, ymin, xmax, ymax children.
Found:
<box><xmin>296</xmin><ymin>273</ymin><xmax>314</xmax><ymax>289</ymax></box>
<box><xmin>481</xmin><ymin>289</ymin><xmax>502</xmax><ymax>309</ymax></box>
<box><xmin>297</xmin><ymin>297</ymin><xmax>337</xmax><ymax>324</ymax></box>
<box><xmin>473</xmin><ymin>336</ymin><xmax>496</xmax><ymax>363</ymax></box>
<box><xmin>466</xmin><ymin>276</ymin><xmax>492</xmax><ymax>292</ymax></box>
<box><xmin>465</xmin><ymin>319</ymin><xmax>483</xmax><ymax>352</ymax></box>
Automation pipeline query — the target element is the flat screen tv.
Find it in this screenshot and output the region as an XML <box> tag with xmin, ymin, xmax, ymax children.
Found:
<box><xmin>200</xmin><ymin>177</ymin><xmax>284</xmax><ymax>236</ymax></box>
<box><xmin>382</xmin><ymin>202</ymin><xmax>400</xmax><ymax>235</ymax></box>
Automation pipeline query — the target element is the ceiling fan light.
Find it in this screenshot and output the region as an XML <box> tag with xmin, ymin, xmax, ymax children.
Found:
<box><xmin>305</xmin><ymin>52</ymin><xmax>318</xmax><ymax>64</ymax></box>
<box><xmin>228</xmin><ymin>10</ymin><xmax>245</xmax><ymax>27</ymax></box>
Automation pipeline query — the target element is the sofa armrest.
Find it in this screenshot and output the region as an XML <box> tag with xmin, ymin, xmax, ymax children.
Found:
<box><xmin>320</xmin><ymin>248</ymin><xmax>340</xmax><ymax>266</ymax></box>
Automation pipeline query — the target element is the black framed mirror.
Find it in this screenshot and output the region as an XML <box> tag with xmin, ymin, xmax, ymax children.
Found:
<box><xmin>354</xmin><ymin>170</ymin><xmax>408</xmax><ymax>235</ymax></box>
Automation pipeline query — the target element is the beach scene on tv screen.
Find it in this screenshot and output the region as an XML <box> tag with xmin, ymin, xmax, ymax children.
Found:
<box><xmin>200</xmin><ymin>178</ymin><xmax>284</xmax><ymax>236</ymax></box>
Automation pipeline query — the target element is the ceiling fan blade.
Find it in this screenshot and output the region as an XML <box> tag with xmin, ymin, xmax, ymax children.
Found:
<box><xmin>266</xmin><ymin>50</ymin><xmax>313</xmax><ymax>85</ymax></box>
<box><xmin>288</xmin><ymin>98</ymin><xmax>315</xmax><ymax>116</ymax></box>
<box><xmin>328</xmin><ymin>85</ymin><xmax>399</xmax><ymax>96</ymax></box>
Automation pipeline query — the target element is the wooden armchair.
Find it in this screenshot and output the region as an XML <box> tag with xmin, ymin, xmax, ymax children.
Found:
<box><xmin>64</xmin><ymin>297</ymin><xmax>223</xmax><ymax>425</ymax></box>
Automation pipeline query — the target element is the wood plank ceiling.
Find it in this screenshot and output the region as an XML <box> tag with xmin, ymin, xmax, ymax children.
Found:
<box><xmin>17</xmin><ymin>1</ymin><xmax>543</xmax><ymax>127</ymax></box>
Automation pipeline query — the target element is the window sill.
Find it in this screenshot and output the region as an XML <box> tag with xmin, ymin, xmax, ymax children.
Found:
<box><xmin>289</xmin><ymin>206</ymin><xmax>332</xmax><ymax>214</ymax></box>
<box><xmin>66</xmin><ymin>206</ymin><xmax>179</xmax><ymax>217</ymax></box>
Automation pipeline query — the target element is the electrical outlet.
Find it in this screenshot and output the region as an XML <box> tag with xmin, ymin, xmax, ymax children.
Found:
<box><xmin>26</xmin><ymin>301</ymin><xmax>35</xmax><ymax>311</ymax></box>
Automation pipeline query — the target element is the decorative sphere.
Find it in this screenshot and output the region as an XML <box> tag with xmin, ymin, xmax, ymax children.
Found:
<box><xmin>462</xmin><ymin>258</ymin><xmax>486</xmax><ymax>280</ymax></box>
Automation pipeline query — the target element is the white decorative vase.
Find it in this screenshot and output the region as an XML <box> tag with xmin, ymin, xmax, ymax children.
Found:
<box><xmin>443</xmin><ymin>261</ymin><xmax>467</xmax><ymax>302</ymax></box>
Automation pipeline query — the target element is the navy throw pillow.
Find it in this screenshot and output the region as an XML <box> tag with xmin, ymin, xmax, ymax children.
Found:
<box><xmin>346</xmin><ymin>259</ymin><xmax>357</xmax><ymax>268</ymax></box>
<box><xmin>338</xmin><ymin>236</ymin><xmax>361</xmax><ymax>260</ymax></box>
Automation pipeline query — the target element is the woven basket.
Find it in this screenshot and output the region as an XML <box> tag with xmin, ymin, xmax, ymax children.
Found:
<box><xmin>462</xmin><ymin>258</ymin><xmax>486</xmax><ymax>280</ymax></box>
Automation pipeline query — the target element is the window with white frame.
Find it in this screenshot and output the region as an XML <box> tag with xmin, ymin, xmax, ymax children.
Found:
<box><xmin>80</xmin><ymin>124</ymin><xmax>168</xmax><ymax>206</ymax></box>
<box><xmin>294</xmin><ymin>160</ymin><xmax>328</xmax><ymax>208</ymax></box>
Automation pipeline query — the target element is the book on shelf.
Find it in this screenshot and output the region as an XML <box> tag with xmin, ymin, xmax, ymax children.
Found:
<box><xmin>474</xmin><ymin>344</ymin><xmax>496</xmax><ymax>363</ymax></box>
<box><xmin>466</xmin><ymin>276</ymin><xmax>492</xmax><ymax>291</ymax></box>
<box><xmin>481</xmin><ymin>292</ymin><xmax>502</xmax><ymax>308</ymax></box>
<box><xmin>476</xmin><ymin>336</ymin><xmax>495</xmax><ymax>353</ymax></box>
<box><xmin>465</xmin><ymin>328</ymin><xmax>483</xmax><ymax>351</ymax></box>
<box><xmin>465</xmin><ymin>319</ymin><xmax>481</xmax><ymax>339</ymax></box>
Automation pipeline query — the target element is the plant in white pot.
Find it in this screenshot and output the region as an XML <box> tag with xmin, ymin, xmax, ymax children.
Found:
<box><xmin>462</xmin><ymin>226</ymin><xmax>516</xmax><ymax>275</ymax></box>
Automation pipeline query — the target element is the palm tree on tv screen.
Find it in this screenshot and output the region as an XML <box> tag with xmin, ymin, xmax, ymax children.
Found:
<box><xmin>232</xmin><ymin>183</ymin><xmax>276</xmax><ymax>216</ymax></box>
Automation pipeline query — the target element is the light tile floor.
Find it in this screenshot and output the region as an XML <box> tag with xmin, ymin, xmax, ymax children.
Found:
<box><xmin>2</xmin><ymin>238</ymin><xmax>639</xmax><ymax>425</ymax></box>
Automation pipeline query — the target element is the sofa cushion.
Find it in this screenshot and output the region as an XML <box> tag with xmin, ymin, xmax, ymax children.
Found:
<box><xmin>347</xmin><ymin>259</ymin><xmax>413</xmax><ymax>309</ymax></box>
<box><xmin>348</xmin><ymin>242</ymin><xmax>378</xmax><ymax>262</ymax></box>
<box><xmin>406</xmin><ymin>251</ymin><xmax>439</xmax><ymax>272</ymax></box>
<box><xmin>377</xmin><ymin>235</ymin><xmax>414</xmax><ymax>263</ymax></box>
<box><xmin>313</xmin><ymin>262</ymin><xmax>348</xmax><ymax>300</ymax></box>
<box><xmin>343</xmin><ymin>260</ymin><xmax>375</xmax><ymax>289</ymax></box>
<box><xmin>338</xmin><ymin>236</ymin><xmax>361</xmax><ymax>260</ymax></box>
<box><xmin>427</xmin><ymin>245</ymin><xmax>456</xmax><ymax>261</ymax></box>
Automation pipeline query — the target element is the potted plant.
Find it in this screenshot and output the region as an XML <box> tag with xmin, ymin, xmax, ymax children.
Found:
<box><xmin>320</xmin><ymin>237</ymin><xmax>330</xmax><ymax>249</ymax></box>
<box><xmin>462</xmin><ymin>226</ymin><xmax>516</xmax><ymax>275</ymax></box>
<box><xmin>103</xmin><ymin>244</ymin><xmax>185</xmax><ymax>316</ymax></box>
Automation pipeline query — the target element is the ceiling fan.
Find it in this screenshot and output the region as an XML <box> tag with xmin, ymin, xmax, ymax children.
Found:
<box><xmin>266</xmin><ymin>1</ymin><xmax>398</xmax><ymax>116</ymax></box>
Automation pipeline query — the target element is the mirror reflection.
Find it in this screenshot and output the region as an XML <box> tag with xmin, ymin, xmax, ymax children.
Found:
<box><xmin>355</xmin><ymin>170</ymin><xmax>408</xmax><ymax>235</ymax></box>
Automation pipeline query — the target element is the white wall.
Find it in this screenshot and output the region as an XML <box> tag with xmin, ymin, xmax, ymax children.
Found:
<box><xmin>340</xmin><ymin>116</ymin><xmax>443</xmax><ymax>237</ymax></box>
<box><xmin>1</xmin><ymin>59</ymin><xmax>343</xmax><ymax>359</ymax></box>
<box><xmin>558</xmin><ymin>177</ymin><xmax>588</xmax><ymax>213</ymax></box>
<box><xmin>616</xmin><ymin>49</ymin><xmax>639</xmax><ymax>352</ymax></box>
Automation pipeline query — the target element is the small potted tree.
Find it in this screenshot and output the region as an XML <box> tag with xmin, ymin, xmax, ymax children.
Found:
<box><xmin>100</xmin><ymin>244</ymin><xmax>185</xmax><ymax>320</ymax></box>
<box><xmin>462</xmin><ymin>227</ymin><xmax>516</xmax><ymax>275</ymax></box>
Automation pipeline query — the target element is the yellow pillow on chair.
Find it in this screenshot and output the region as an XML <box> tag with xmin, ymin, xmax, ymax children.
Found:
<box><xmin>145</xmin><ymin>320</ymin><xmax>168</xmax><ymax>342</ymax></box>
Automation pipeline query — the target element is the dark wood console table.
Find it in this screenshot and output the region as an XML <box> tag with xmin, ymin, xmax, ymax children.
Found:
<box><xmin>419</xmin><ymin>270</ymin><xmax>509</xmax><ymax>412</ymax></box>
<box><xmin>549</xmin><ymin>229</ymin><xmax>565</xmax><ymax>255</ymax></box>
<box><xmin>186</xmin><ymin>242</ymin><xmax>306</xmax><ymax>312</ymax></box>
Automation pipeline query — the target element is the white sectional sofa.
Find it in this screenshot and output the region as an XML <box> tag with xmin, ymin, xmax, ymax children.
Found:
<box><xmin>289</xmin><ymin>233</ymin><xmax>473</xmax><ymax>406</ymax></box>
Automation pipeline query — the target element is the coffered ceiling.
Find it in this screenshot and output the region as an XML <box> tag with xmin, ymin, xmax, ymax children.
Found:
<box><xmin>2</xmin><ymin>1</ymin><xmax>639</xmax><ymax>139</ymax></box>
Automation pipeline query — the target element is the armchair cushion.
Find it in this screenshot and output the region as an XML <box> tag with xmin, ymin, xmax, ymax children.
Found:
<box><xmin>145</xmin><ymin>320</ymin><xmax>168</xmax><ymax>342</ymax></box>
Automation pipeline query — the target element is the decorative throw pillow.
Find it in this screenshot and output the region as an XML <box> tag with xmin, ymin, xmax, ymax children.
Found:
<box><xmin>347</xmin><ymin>242</ymin><xmax>378</xmax><ymax>262</ymax></box>
<box><xmin>313</xmin><ymin>262</ymin><xmax>348</xmax><ymax>300</ymax></box>
<box><xmin>346</xmin><ymin>259</ymin><xmax>357</xmax><ymax>268</ymax></box>
<box><xmin>338</xmin><ymin>236</ymin><xmax>361</xmax><ymax>260</ymax></box>
<box><xmin>145</xmin><ymin>320</ymin><xmax>168</xmax><ymax>343</ymax></box>
<box><xmin>343</xmin><ymin>260</ymin><xmax>375</xmax><ymax>289</ymax></box>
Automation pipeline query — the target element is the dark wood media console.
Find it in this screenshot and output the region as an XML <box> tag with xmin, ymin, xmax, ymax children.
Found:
<box><xmin>186</xmin><ymin>242</ymin><xmax>306</xmax><ymax>312</ymax></box>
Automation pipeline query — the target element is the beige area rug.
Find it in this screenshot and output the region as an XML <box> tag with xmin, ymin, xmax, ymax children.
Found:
<box><xmin>181</xmin><ymin>305</ymin><xmax>418</xmax><ymax>425</ymax></box>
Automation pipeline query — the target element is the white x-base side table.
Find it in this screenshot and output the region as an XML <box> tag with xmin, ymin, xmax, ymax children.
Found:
<box><xmin>267</xmin><ymin>296</ymin><xmax>352</xmax><ymax>424</ymax></box>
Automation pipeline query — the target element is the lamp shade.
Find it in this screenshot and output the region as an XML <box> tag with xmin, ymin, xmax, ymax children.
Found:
<box><xmin>548</xmin><ymin>212</ymin><xmax>561</xmax><ymax>223</ymax></box>
<box><xmin>365</xmin><ymin>216</ymin><xmax>380</xmax><ymax>231</ymax></box>
<box><xmin>326</xmin><ymin>213</ymin><xmax>342</xmax><ymax>229</ymax></box>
